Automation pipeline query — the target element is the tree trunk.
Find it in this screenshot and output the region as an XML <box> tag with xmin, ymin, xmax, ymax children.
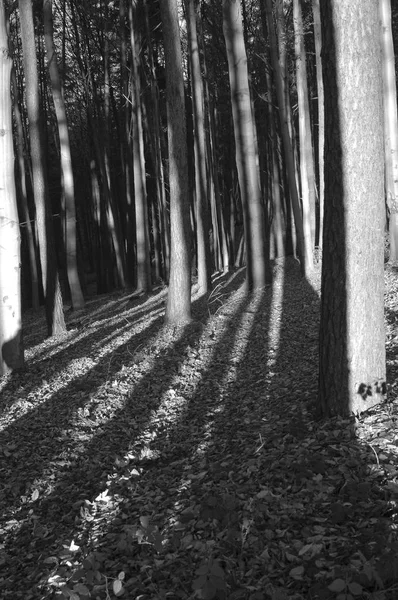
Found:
<box><xmin>0</xmin><ymin>0</ymin><xmax>24</xmax><ymax>373</ymax></box>
<box><xmin>144</xmin><ymin>0</ymin><xmax>170</xmax><ymax>280</ymax></box>
<box><xmin>120</xmin><ymin>0</ymin><xmax>136</xmax><ymax>282</ymax></box>
<box><xmin>318</xmin><ymin>0</ymin><xmax>386</xmax><ymax>416</ymax></box>
<box><xmin>293</xmin><ymin>0</ymin><xmax>315</xmax><ymax>265</ymax></box>
<box><xmin>11</xmin><ymin>68</ymin><xmax>40</xmax><ymax>311</ymax></box>
<box><xmin>312</xmin><ymin>0</ymin><xmax>324</xmax><ymax>250</ymax></box>
<box><xmin>223</xmin><ymin>0</ymin><xmax>271</xmax><ymax>290</ymax></box>
<box><xmin>129</xmin><ymin>0</ymin><xmax>151</xmax><ymax>292</ymax></box>
<box><xmin>43</xmin><ymin>0</ymin><xmax>85</xmax><ymax>310</ymax></box>
<box><xmin>160</xmin><ymin>0</ymin><xmax>192</xmax><ymax>325</ymax></box>
<box><xmin>379</xmin><ymin>0</ymin><xmax>398</xmax><ymax>262</ymax></box>
<box><xmin>18</xmin><ymin>0</ymin><xmax>66</xmax><ymax>336</ymax></box>
<box><xmin>185</xmin><ymin>0</ymin><xmax>211</xmax><ymax>295</ymax></box>
<box><xmin>265</xmin><ymin>0</ymin><xmax>307</xmax><ymax>274</ymax></box>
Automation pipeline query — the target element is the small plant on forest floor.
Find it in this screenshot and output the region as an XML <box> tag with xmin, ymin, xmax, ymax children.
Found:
<box><xmin>192</xmin><ymin>558</ymin><xmax>227</xmax><ymax>599</ymax></box>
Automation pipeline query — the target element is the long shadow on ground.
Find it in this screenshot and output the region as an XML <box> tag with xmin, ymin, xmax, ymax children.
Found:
<box><xmin>1</xmin><ymin>264</ymin><xmax>397</xmax><ymax>599</ymax></box>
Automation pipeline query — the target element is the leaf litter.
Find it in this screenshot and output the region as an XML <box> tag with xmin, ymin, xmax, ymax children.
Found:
<box><xmin>0</xmin><ymin>259</ymin><xmax>397</xmax><ymax>599</ymax></box>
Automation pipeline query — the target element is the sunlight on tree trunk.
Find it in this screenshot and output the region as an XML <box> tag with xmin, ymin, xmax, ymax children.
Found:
<box><xmin>160</xmin><ymin>0</ymin><xmax>192</xmax><ymax>325</ymax></box>
<box><xmin>43</xmin><ymin>0</ymin><xmax>85</xmax><ymax>310</ymax></box>
<box><xmin>293</xmin><ymin>0</ymin><xmax>315</xmax><ymax>268</ymax></box>
<box><xmin>185</xmin><ymin>0</ymin><xmax>211</xmax><ymax>296</ymax></box>
<box><xmin>19</xmin><ymin>0</ymin><xmax>66</xmax><ymax>336</ymax></box>
<box><xmin>265</xmin><ymin>0</ymin><xmax>306</xmax><ymax>274</ymax></box>
<box><xmin>0</xmin><ymin>0</ymin><xmax>24</xmax><ymax>373</ymax></box>
<box><xmin>223</xmin><ymin>0</ymin><xmax>271</xmax><ymax>290</ymax></box>
<box><xmin>319</xmin><ymin>0</ymin><xmax>386</xmax><ymax>416</ymax></box>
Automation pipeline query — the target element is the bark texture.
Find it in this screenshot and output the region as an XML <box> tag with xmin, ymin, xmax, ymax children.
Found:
<box><xmin>223</xmin><ymin>0</ymin><xmax>270</xmax><ymax>290</ymax></box>
<box><xmin>160</xmin><ymin>0</ymin><xmax>192</xmax><ymax>325</ymax></box>
<box><xmin>319</xmin><ymin>0</ymin><xmax>386</xmax><ymax>416</ymax></box>
<box><xmin>0</xmin><ymin>0</ymin><xmax>24</xmax><ymax>373</ymax></box>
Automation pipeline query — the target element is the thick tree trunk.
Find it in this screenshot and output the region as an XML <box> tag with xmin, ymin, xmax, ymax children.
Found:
<box><xmin>43</xmin><ymin>0</ymin><xmax>85</xmax><ymax>310</ymax></box>
<box><xmin>19</xmin><ymin>0</ymin><xmax>66</xmax><ymax>336</ymax></box>
<box><xmin>160</xmin><ymin>0</ymin><xmax>192</xmax><ymax>325</ymax></box>
<box><xmin>223</xmin><ymin>0</ymin><xmax>271</xmax><ymax>290</ymax></box>
<box><xmin>0</xmin><ymin>0</ymin><xmax>24</xmax><ymax>373</ymax></box>
<box><xmin>318</xmin><ymin>0</ymin><xmax>386</xmax><ymax>416</ymax></box>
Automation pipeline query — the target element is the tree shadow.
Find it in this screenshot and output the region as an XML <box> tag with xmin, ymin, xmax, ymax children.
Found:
<box><xmin>0</xmin><ymin>269</ymin><xmax>247</xmax><ymax>596</ymax></box>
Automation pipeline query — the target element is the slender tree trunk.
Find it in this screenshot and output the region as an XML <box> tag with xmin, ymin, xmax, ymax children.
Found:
<box><xmin>318</xmin><ymin>0</ymin><xmax>386</xmax><ymax>416</ymax></box>
<box><xmin>223</xmin><ymin>0</ymin><xmax>271</xmax><ymax>290</ymax></box>
<box><xmin>160</xmin><ymin>0</ymin><xmax>192</xmax><ymax>325</ymax></box>
<box><xmin>0</xmin><ymin>0</ymin><xmax>24</xmax><ymax>373</ymax></box>
<box><xmin>119</xmin><ymin>0</ymin><xmax>136</xmax><ymax>282</ymax></box>
<box><xmin>18</xmin><ymin>0</ymin><xmax>66</xmax><ymax>336</ymax></box>
<box><xmin>293</xmin><ymin>0</ymin><xmax>315</xmax><ymax>266</ymax></box>
<box><xmin>43</xmin><ymin>0</ymin><xmax>84</xmax><ymax>309</ymax></box>
<box><xmin>102</xmin><ymin>11</ymin><xmax>127</xmax><ymax>288</ymax></box>
<box><xmin>260</xmin><ymin>3</ymin><xmax>285</xmax><ymax>258</ymax></box>
<box><xmin>129</xmin><ymin>0</ymin><xmax>151</xmax><ymax>292</ymax></box>
<box><xmin>185</xmin><ymin>0</ymin><xmax>211</xmax><ymax>295</ymax></box>
<box><xmin>144</xmin><ymin>0</ymin><xmax>169</xmax><ymax>280</ymax></box>
<box><xmin>312</xmin><ymin>0</ymin><xmax>324</xmax><ymax>250</ymax></box>
<box><xmin>265</xmin><ymin>0</ymin><xmax>307</xmax><ymax>274</ymax></box>
<box><xmin>11</xmin><ymin>69</ymin><xmax>40</xmax><ymax>310</ymax></box>
<box><xmin>379</xmin><ymin>0</ymin><xmax>398</xmax><ymax>262</ymax></box>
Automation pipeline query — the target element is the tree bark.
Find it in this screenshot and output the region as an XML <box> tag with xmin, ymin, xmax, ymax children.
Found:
<box><xmin>185</xmin><ymin>0</ymin><xmax>211</xmax><ymax>295</ymax></box>
<box><xmin>293</xmin><ymin>0</ymin><xmax>315</xmax><ymax>265</ymax></box>
<box><xmin>223</xmin><ymin>0</ymin><xmax>271</xmax><ymax>290</ymax></box>
<box><xmin>43</xmin><ymin>0</ymin><xmax>85</xmax><ymax>310</ymax></box>
<box><xmin>160</xmin><ymin>0</ymin><xmax>192</xmax><ymax>325</ymax></box>
<box><xmin>129</xmin><ymin>0</ymin><xmax>151</xmax><ymax>292</ymax></box>
<box><xmin>318</xmin><ymin>0</ymin><xmax>386</xmax><ymax>416</ymax></box>
<box><xmin>265</xmin><ymin>0</ymin><xmax>307</xmax><ymax>274</ymax></box>
<box><xmin>0</xmin><ymin>0</ymin><xmax>24</xmax><ymax>373</ymax></box>
<box><xmin>379</xmin><ymin>0</ymin><xmax>398</xmax><ymax>262</ymax></box>
<box><xmin>312</xmin><ymin>0</ymin><xmax>324</xmax><ymax>250</ymax></box>
<box><xmin>18</xmin><ymin>0</ymin><xmax>66</xmax><ymax>336</ymax></box>
<box><xmin>11</xmin><ymin>68</ymin><xmax>40</xmax><ymax>311</ymax></box>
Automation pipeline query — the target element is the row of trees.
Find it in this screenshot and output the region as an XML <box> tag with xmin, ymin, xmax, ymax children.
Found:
<box><xmin>0</xmin><ymin>0</ymin><xmax>395</xmax><ymax>416</ymax></box>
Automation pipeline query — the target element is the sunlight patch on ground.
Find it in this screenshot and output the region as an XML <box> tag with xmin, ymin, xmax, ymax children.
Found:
<box><xmin>0</xmin><ymin>306</ymin><xmax>165</xmax><ymax>432</ymax></box>
<box><xmin>266</xmin><ymin>266</ymin><xmax>285</xmax><ymax>369</ymax></box>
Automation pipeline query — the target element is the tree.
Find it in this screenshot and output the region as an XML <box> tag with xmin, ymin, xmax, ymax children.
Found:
<box><xmin>222</xmin><ymin>0</ymin><xmax>271</xmax><ymax>290</ymax></box>
<box><xmin>18</xmin><ymin>0</ymin><xmax>66</xmax><ymax>336</ymax></box>
<box><xmin>293</xmin><ymin>0</ymin><xmax>315</xmax><ymax>265</ymax></box>
<box><xmin>43</xmin><ymin>0</ymin><xmax>85</xmax><ymax>310</ymax></box>
<box><xmin>318</xmin><ymin>0</ymin><xmax>386</xmax><ymax>416</ymax></box>
<box><xmin>129</xmin><ymin>0</ymin><xmax>151</xmax><ymax>292</ymax></box>
<box><xmin>379</xmin><ymin>0</ymin><xmax>398</xmax><ymax>262</ymax></box>
<box><xmin>264</xmin><ymin>0</ymin><xmax>307</xmax><ymax>274</ymax></box>
<box><xmin>185</xmin><ymin>0</ymin><xmax>211</xmax><ymax>296</ymax></box>
<box><xmin>0</xmin><ymin>0</ymin><xmax>24</xmax><ymax>374</ymax></box>
<box><xmin>312</xmin><ymin>0</ymin><xmax>324</xmax><ymax>250</ymax></box>
<box><xmin>160</xmin><ymin>0</ymin><xmax>192</xmax><ymax>325</ymax></box>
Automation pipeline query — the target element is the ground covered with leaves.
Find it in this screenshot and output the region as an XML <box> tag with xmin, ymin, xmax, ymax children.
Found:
<box><xmin>1</xmin><ymin>259</ymin><xmax>398</xmax><ymax>600</ymax></box>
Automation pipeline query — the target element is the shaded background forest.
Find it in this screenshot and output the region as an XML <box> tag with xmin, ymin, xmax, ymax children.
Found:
<box><xmin>9</xmin><ymin>0</ymin><xmax>390</xmax><ymax>308</ymax></box>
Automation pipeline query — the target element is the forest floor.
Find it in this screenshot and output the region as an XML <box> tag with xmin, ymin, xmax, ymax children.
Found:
<box><xmin>1</xmin><ymin>258</ymin><xmax>398</xmax><ymax>600</ymax></box>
